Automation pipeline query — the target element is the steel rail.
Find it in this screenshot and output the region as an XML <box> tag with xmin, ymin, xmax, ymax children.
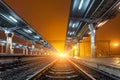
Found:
<box><xmin>26</xmin><ymin>59</ymin><xmax>57</xmax><ymax>80</ymax></box>
<box><xmin>68</xmin><ymin>59</ymin><xmax>96</xmax><ymax>80</ymax></box>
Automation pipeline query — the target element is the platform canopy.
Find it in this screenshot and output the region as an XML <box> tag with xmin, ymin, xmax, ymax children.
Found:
<box><xmin>0</xmin><ymin>1</ymin><xmax>55</xmax><ymax>50</ymax></box>
<box><xmin>66</xmin><ymin>0</ymin><xmax>120</xmax><ymax>43</ymax></box>
<box><xmin>0</xmin><ymin>39</ymin><xmax>28</xmax><ymax>49</ymax></box>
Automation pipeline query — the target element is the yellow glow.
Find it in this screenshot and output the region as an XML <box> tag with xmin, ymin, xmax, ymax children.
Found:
<box><xmin>73</xmin><ymin>46</ymin><xmax>77</xmax><ymax>49</ymax></box>
<box><xmin>59</xmin><ymin>53</ymin><xmax>67</xmax><ymax>57</ymax></box>
<box><xmin>56</xmin><ymin>53</ymin><xmax>68</xmax><ymax>58</ymax></box>
<box><xmin>113</xmin><ymin>43</ymin><xmax>119</xmax><ymax>47</ymax></box>
<box><xmin>74</xmin><ymin>50</ymin><xmax>78</xmax><ymax>56</ymax></box>
<box><xmin>74</xmin><ymin>56</ymin><xmax>79</xmax><ymax>59</ymax></box>
<box><xmin>50</xmin><ymin>41</ymin><xmax>65</xmax><ymax>53</ymax></box>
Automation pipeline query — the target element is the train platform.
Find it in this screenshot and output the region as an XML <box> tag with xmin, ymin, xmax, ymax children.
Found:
<box><xmin>72</xmin><ymin>57</ymin><xmax>120</xmax><ymax>77</ymax></box>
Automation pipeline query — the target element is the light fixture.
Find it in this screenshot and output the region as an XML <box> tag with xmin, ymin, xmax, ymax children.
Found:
<box><xmin>78</xmin><ymin>0</ymin><xmax>83</xmax><ymax>10</ymax></box>
<box><xmin>0</xmin><ymin>13</ymin><xmax>11</xmax><ymax>22</ymax></box>
<box><xmin>24</xmin><ymin>46</ymin><xmax>28</xmax><ymax>48</ymax></box>
<box><xmin>68</xmin><ymin>31</ymin><xmax>70</xmax><ymax>34</ymax></box>
<box><xmin>0</xmin><ymin>40</ymin><xmax>6</xmax><ymax>45</ymax></box>
<box><xmin>16</xmin><ymin>45</ymin><xmax>20</xmax><ymax>48</ymax></box>
<box><xmin>113</xmin><ymin>42</ymin><xmax>119</xmax><ymax>47</ymax></box>
<box><xmin>93</xmin><ymin>30</ymin><xmax>95</xmax><ymax>34</ymax></box>
<box><xmin>72</xmin><ymin>23</ymin><xmax>75</xmax><ymax>28</ymax></box>
<box><xmin>9</xmin><ymin>16</ymin><xmax>18</xmax><ymax>22</ymax></box>
<box><xmin>34</xmin><ymin>36</ymin><xmax>39</xmax><ymax>39</ymax></box>
<box><xmin>76</xmin><ymin>22</ymin><xmax>79</xmax><ymax>27</ymax></box>
<box><xmin>69</xmin><ymin>32</ymin><xmax>75</xmax><ymax>35</ymax></box>
<box><xmin>12</xmin><ymin>43</ymin><xmax>16</xmax><ymax>46</ymax></box>
<box><xmin>28</xmin><ymin>47</ymin><xmax>32</xmax><ymax>49</ymax></box>
<box><xmin>97</xmin><ymin>20</ymin><xmax>109</xmax><ymax>27</ymax></box>
<box><xmin>5</xmin><ymin>30</ymin><xmax>11</xmax><ymax>34</ymax></box>
<box><xmin>19</xmin><ymin>44</ymin><xmax>22</xmax><ymax>47</ymax></box>
<box><xmin>70</xmin><ymin>32</ymin><xmax>72</xmax><ymax>35</ymax></box>
<box><xmin>69</xmin><ymin>21</ymin><xmax>72</xmax><ymax>27</ymax></box>
<box><xmin>1</xmin><ymin>40</ymin><xmax>6</xmax><ymax>43</ymax></box>
<box><xmin>23</xmin><ymin>29</ymin><xmax>32</xmax><ymax>33</ymax></box>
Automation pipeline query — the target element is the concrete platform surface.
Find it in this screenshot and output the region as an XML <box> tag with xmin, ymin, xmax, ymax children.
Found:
<box><xmin>72</xmin><ymin>57</ymin><xmax>120</xmax><ymax>77</ymax></box>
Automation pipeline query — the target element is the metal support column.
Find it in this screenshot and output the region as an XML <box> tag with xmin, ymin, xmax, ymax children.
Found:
<box><xmin>88</xmin><ymin>23</ymin><xmax>96</xmax><ymax>57</ymax></box>
<box><xmin>25</xmin><ymin>47</ymin><xmax>28</xmax><ymax>55</ymax></box>
<box><xmin>77</xmin><ymin>42</ymin><xmax>80</xmax><ymax>57</ymax></box>
<box><xmin>23</xmin><ymin>48</ymin><xmax>25</xmax><ymax>54</ymax></box>
<box><xmin>31</xmin><ymin>44</ymin><xmax>35</xmax><ymax>55</ymax></box>
<box><xmin>5</xmin><ymin>31</ymin><xmax>14</xmax><ymax>54</ymax></box>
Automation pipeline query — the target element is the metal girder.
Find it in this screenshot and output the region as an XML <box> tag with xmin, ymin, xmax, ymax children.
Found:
<box><xmin>70</xmin><ymin>17</ymin><xmax>100</xmax><ymax>23</ymax></box>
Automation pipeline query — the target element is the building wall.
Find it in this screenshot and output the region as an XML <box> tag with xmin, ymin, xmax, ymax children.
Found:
<box><xmin>96</xmin><ymin>13</ymin><xmax>120</xmax><ymax>57</ymax></box>
<box><xmin>80</xmin><ymin>38</ymin><xmax>91</xmax><ymax>57</ymax></box>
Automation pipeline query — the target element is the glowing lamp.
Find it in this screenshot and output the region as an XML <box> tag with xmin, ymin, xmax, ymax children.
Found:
<box><xmin>113</xmin><ymin>43</ymin><xmax>119</xmax><ymax>47</ymax></box>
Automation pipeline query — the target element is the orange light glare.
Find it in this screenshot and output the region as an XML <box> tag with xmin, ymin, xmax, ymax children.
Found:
<box><xmin>56</xmin><ymin>53</ymin><xmax>67</xmax><ymax>58</ymax></box>
<box><xmin>59</xmin><ymin>53</ymin><xmax>67</xmax><ymax>57</ymax></box>
<box><xmin>113</xmin><ymin>43</ymin><xmax>119</xmax><ymax>47</ymax></box>
<box><xmin>74</xmin><ymin>56</ymin><xmax>79</xmax><ymax>59</ymax></box>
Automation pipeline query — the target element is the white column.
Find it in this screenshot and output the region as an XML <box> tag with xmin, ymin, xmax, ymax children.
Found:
<box><xmin>25</xmin><ymin>48</ymin><xmax>28</xmax><ymax>55</ymax></box>
<box><xmin>23</xmin><ymin>48</ymin><xmax>25</xmax><ymax>54</ymax></box>
<box><xmin>5</xmin><ymin>31</ymin><xmax>14</xmax><ymax>54</ymax></box>
<box><xmin>88</xmin><ymin>23</ymin><xmax>96</xmax><ymax>57</ymax></box>
<box><xmin>31</xmin><ymin>44</ymin><xmax>35</xmax><ymax>55</ymax></box>
<box><xmin>25</xmin><ymin>46</ymin><xmax>28</xmax><ymax>55</ymax></box>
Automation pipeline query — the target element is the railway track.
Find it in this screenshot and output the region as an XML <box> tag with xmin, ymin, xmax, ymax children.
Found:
<box><xmin>27</xmin><ymin>58</ymin><xmax>120</xmax><ymax>80</ymax></box>
<box><xmin>0</xmin><ymin>57</ymin><xmax>55</xmax><ymax>80</ymax></box>
<box><xmin>27</xmin><ymin>58</ymin><xmax>96</xmax><ymax>80</ymax></box>
<box><xmin>71</xmin><ymin>58</ymin><xmax>120</xmax><ymax>80</ymax></box>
